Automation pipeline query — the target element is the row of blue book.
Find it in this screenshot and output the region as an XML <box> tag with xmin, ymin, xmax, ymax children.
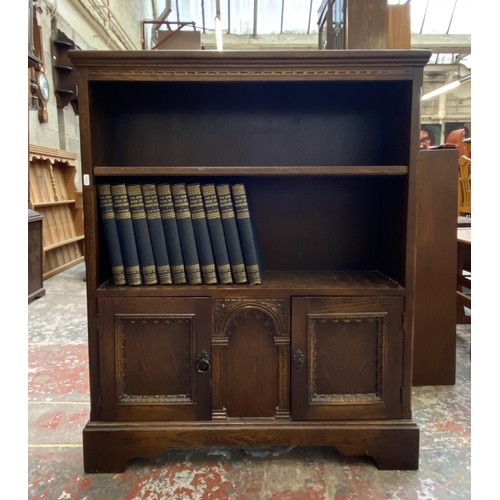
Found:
<box><xmin>97</xmin><ymin>181</ymin><xmax>264</xmax><ymax>286</ymax></box>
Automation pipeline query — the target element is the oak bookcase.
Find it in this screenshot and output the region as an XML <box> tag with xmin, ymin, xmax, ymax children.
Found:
<box><xmin>70</xmin><ymin>49</ymin><xmax>431</xmax><ymax>473</ymax></box>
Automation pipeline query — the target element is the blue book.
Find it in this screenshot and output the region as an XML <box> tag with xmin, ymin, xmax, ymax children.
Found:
<box><xmin>215</xmin><ymin>184</ymin><xmax>248</xmax><ymax>284</ymax></box>
<box><xmin>201</xmin><ymin>184</ymin><xmax>233</xmax><ymax>284</ymax></box>
<box><xmin>110</xmin><ymin>184</ymin><xmax>143</xmax><ymax>286</ymax></box>
<box><xmin>157</xmin><ymin>184</ymin><xmax>187</xmax><ymax>285</ymax></box>
<box><xmin>96</xmin><ymin>184</ymin><xmax>127</xmax><ymax>286</ymax></box>
<box><xmin>171</xmin><ymin>183</ymin><xmax>203</xmax><ymax>285</ymax></box>
<box><xmin>126</xmin><ymin>184</ymin><xmax>158</xmax><ymax>285</ymax></box>
<box><xmin>141</xmin><ymin>184</ymin><xmax>173</xmax><ymax>285</ymax></box>
<box><xmin>186</xmin><ymin>183</ymin><xmax>218</xmax><ymax>284</ymax></box>
<box><xmin>231</xmin><ymin>183</ymin><xmax>264</xmax><ymax>285</ymax></box>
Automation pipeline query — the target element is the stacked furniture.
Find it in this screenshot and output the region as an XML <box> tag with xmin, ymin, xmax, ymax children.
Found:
<box><xmin>70</xmin><ymin>49</ymin><xmax>431</xmax><ymax>473</ymax></box>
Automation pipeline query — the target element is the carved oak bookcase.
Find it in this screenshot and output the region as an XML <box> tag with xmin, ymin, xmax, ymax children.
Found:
<box><xmin>69</xmin><ymin>49</ymin><xmax>430</xmax><ymax>473</ymax></box>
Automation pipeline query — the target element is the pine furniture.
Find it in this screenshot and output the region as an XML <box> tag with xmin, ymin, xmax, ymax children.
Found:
<box><xmin>28</xmin><ymin>145</ymin><xmax>85</xmax><ymax>279</ymax></box>
<box><xmin>70</xmin><ymin>49</ymin><xmax>431</xmax><ymax>473</ymax></box>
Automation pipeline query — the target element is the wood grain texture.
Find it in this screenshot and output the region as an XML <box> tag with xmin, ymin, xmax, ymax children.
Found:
<box><xmin>83</xmin><ymin>420</ymin><xmax>419</xmax><ymax>473</ymax></box>
<box><xmin>291</xmin><ymin>297</ymin><xmax>404</xmax><ymax>421</ymax></box>
<box><xmin>346</xmin><ymin>0</ymin><xmax>388</xmax><ymax>49</ymax></box>
<box><xmin>98</xmin><ymin>297</ymin><xmax>212</xmax><ymax>422</ymax></box>
<box><xmin>96</xmin><ymin>271</ymin><xmax>404</xmax><ymax>298</ymax></box>
<box><xmin>412</xmin><ymin>150</ymin><xmax>459</xmax><ymax>386</ymax></box>
<box><xmin>94</xmin><ymin>166</ymin><xmax>408</xmax><ymax>176</ymax></box>
<box><xmin>214</xmin><ymin>299</ymin><xmax>289</xmax><ymax>419</ymax></box>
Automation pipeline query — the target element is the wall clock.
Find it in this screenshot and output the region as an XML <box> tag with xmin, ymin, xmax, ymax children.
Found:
<box><xmin>36</xmin><ymin>70</ymin><xmax>49</xmax><ymax>123</ymax></box>
<box><xmin>38</xmin><ymin>72</ymin><xmax>49</xmax><ymax>101</ymax></box>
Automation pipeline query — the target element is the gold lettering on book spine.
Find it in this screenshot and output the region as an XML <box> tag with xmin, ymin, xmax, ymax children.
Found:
<box><xmin>111</xmin><ymin>266</ymin><xmax>126</xmax><ymax>285</ymax></box>
<box><xmin>172</xmin><ymin>265</ymin><xmax>187</xmax><ymax>283</ymax></box>
<box><xmin>201</xmin><ymin>264</ymin><xmax>217</xmax><ymax>284</ymax></box>
<box><xmin>157</xmin><ymin>265</ymin><xmax>172</xmax><ymax>284</ymax></box>
<box><xmin>232</xmin><ymin>263</ymin><xmax>247</xmax><ymax>282</ymax></box>
<box><xmin>246</xmin><ymin>264</ymin><xmax>261</xmax><ymax>283</ymax></box>
<box><xmin>125</xmin><ymin>265</ymin><xmax>142</xmax><ymax>286</ymax></box>
<box><xmin>186</xmin><ymin>264</ymin><xmax>202</xmax><ymax>283</ymax></box>
<box><xmin>217</xmin><ymin>264</ymin><xmax>232</xmax><ymax>283</ymax></box>
<box><xmin>142</xmin><ymin>265</ymin><xmax>157</xmax><ymax>285</ymax></box>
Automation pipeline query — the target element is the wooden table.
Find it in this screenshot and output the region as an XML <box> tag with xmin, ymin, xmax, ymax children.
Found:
<box><xmin>458</xmin><ymin>216</ymin><xmax>471</xmax><ymax>228</ymax></box>
<box><xmin>457</xmin><ymin>228</ymin><xmax>471</xmax><ymax>323</ymax></box>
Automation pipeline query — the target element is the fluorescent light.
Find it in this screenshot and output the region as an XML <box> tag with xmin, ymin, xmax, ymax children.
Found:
<box><xmin>421</xmin><ymin>74</ymin><xmax>471</xmax><ymax>101</ymax></box>
<box><xmin>215</xmin><ymin>16</ymin><xmax>223</xmax><ymax>51</ymax></box>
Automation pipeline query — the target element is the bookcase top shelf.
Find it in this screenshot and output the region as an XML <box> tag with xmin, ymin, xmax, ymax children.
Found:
<box><xmin>96</xmin><ymin>271</ymin><xmax>405</xmax><ymax>298</ymax></box>
<box><xmin>94</xmin><ymin>166</ymin><xmax>408</xmax><ymax>177</ymax></box>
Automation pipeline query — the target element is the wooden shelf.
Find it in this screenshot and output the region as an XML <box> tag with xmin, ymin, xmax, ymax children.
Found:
<box><xmin>44</xmin><ymin>235</ymin><xmax>85</xmax><ymax>252</ymax></box>
<box><xmin>94</xmin><ymin>165</ymin><xmax>408</xmax><ymax>177</ymax></box>
<box><xmin>97</xmin><ymin>271</ymin><xmax>405</xmax><ymax>297</ymax></box>
<box><xmin>33</xmin><ymin>200</ymin><xmax>76</xmax><ymax>208</ymax></box>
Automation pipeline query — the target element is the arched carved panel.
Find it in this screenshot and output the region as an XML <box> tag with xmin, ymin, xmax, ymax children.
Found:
<box><xmin>213</xmin><ymin>299</ymin><xmax>290</xmax><ymax>420</ymax></box>
<box><xmin>214</xmin><ymin>298</ymin><xmax>288</xmax><ymax>340</ymax></box>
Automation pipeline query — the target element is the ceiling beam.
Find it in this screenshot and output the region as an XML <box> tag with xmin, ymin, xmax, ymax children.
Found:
<box><xmin>200</xmin><ymin>33</ymin><xmax>471</xmax><ymax>54</ymax></box>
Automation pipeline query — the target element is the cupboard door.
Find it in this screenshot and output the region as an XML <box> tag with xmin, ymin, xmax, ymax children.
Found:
<box><xmin>212</xmin><ymin>299</ymin><xmax>290</xmax><ymax>420</ymax></box>
<box><xmin>98</xmin><ymin>297</ymin><xmax>212</xmax><ymax>421</ymax></box>
<box><xmin>291</xmin><ymin>297</ymin><xmax>404</xmax><ymax>420</ymax></box>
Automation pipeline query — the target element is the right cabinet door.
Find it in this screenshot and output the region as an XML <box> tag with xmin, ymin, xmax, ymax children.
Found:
<box><xmin>291</xmin><ymin>296</ymin><xmax>404</xmax><ymax>420</ymax></box>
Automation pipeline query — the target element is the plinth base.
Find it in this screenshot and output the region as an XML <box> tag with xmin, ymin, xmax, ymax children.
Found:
<box><xmin>83</xmin><ymin>419</ymin><xmax>419</xmax><ymax>473</ymax></box>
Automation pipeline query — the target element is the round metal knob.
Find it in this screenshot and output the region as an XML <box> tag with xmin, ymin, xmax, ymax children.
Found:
<box><xmin>196</xmin><ymin>349</ymin><xmax>211</xmax><ymax>373</ymax></box>
<box><xmin>197</xmin><ymin>358</ymin><xmax>210</xmax><ymax>372</ymax></box>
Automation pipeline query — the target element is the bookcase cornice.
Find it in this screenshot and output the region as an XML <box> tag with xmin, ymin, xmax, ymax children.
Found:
<box><xmin>69</xmin><ymin>49</ymin><xmax>431</xmax><ymax>81</ymax></box>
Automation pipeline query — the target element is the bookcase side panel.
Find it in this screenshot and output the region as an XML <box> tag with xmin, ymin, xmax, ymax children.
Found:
<box><xmin>76</xmin><ymin>68</ymin><xmax>102</xmax><ymax>421</ymax></box>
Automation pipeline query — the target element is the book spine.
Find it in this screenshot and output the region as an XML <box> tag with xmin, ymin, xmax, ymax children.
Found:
<box><xmin>186</xmin><ymin>183</ymin><xmax>218</xmax><ymax>284</ymax></box>
<box><xmin>96</xmin><ymin>184</ymin><xmax>127</xmax><ymax>286</ymax></box>
<box><xmin>171</xmin><ymin>183</ymin><xmax>203</xmax><ymax>285</ymax></box>
<box><xmin>201</xmin><ymin>184</ymin><xmax>233</xmax><ymax>284</ymax></box>
<box><xmin>110</xmin><ymin>184</ymin><xmax>143</xmax><ymax>286</ymax></box>
<box><xmin>157</xmin><ymin>184</ymin><xmax>187</xmax><ymax>285</ymax></box>
<box><xmin>141</xmin><ymin>183</ymin><xmax>173</xmax><ymax>285</ymax></box>
<box><xmin>126</xmin><ymin>184</ymin><xmax>158</xmax><ymax>285</ymax></box>
<box><xmin>216</xmin><ymin>184</ymin><xmax>248</xmax><ymax>284</ymax></box>
<box><xmin>231</xmin><ymin>183</ymin><xmax>264</xmax><ymax>285</ymax></box>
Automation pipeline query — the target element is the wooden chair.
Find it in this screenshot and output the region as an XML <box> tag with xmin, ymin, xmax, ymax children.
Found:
<box><xmin>457</xmin><ymin>137</ymin><xmax>471</xmax><ymax>216</ymax></box>
<box><xmin>457</xmin><ymin>228</ymin><xmax>471</xmax><ymax>324</ymax></box>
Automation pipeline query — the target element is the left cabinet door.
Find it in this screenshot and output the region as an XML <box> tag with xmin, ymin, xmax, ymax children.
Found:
<box><xmin>98</xmin><ymin>297</ymin><xmax>212</xmax><ymax>422</ymax></box>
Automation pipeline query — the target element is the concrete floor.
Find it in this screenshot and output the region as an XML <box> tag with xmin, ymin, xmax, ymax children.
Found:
<box><xmin>28</xmin><ymin>262</ymin><xmax>471</xmax><ymax>499</ymax></box>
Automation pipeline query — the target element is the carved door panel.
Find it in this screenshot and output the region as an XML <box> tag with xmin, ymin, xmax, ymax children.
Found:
<box><xmin>212</xmin><ymin>299</ymin><xmax>290</xmax><ymax>420</ymax></box>
<box><xmin>98</xmin><ymin>297</ymin><xmax>211</xmax><ymax>421</ymax></box>
<box><xmin>291</xmin><ymin>296</ymin><xmax>404</xmax><ymax>420</ymax></box>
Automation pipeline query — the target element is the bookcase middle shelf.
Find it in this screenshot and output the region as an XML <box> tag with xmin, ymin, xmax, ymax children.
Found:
<box><xmin>96</xmin><ymin>270</ymin><xmax>405</xmax><ymax>297</ymax></box>
<box><xmin>93</xmin><ymin>165</ymin><xmax>408</xmax><ymax>177</ymax></box>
